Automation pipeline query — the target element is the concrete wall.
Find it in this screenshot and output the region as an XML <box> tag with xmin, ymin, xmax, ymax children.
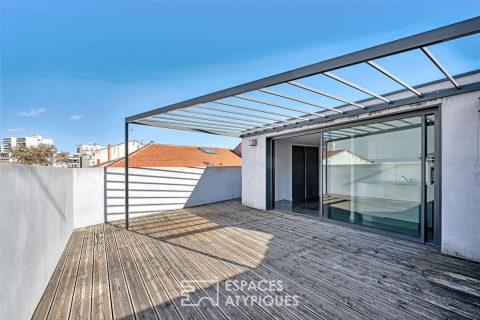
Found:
<box><xmin>242</xmin><ymin>138</ymin><xmax>267</xmax><ymax>209</ymax></box>
<box><xmin>73</xmin><ymin>168</ymin><xmax>105</xmax><ymax>228</ymax></box>
<box><xmin>242</xmin><ymin>74</ymin><xmax>480</xmax><ymax>261</ymax></box>
<box><xmin>0</xmin><ymin>165</ymin><xmax>75</xmax><ymax>320</ymax></box>
<box><xmin>186</xmin><ymin>166</ymin><xmax>242</xmax><ymax>207</ymax></box>
<box><xmin>0</xmin><ymin>163</ymin><xmax>241</xmax><ymax>319</ymax></box>
<box><xmin>441</xmin><ymin>91</ymin><xmax>480</xmax><ymax>261</ymax></box>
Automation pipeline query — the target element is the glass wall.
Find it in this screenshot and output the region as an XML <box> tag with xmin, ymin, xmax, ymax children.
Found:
<box><xmin>322</xmin><ymin>117</ymin><xmax>423</xmax><ymax>237</ymax></box>
<box><xmin>425</xmin><ymin>114</ymin><xmax>436</xmax><ymax>242</ymax></box>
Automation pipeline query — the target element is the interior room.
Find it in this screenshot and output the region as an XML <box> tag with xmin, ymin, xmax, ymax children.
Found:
<box><xmin>273</xmin><ymin>114</ymin><xmax>436</xmax><ymax>240</ymax></box>
<box><xmin>274</xmin><ymin>133</ymin><xmax>322</xmax><ymax>216</ymax></box>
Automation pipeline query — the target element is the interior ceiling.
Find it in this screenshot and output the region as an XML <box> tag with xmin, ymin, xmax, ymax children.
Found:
<box><xmin>126</xmin><ymin>18</ymin><xmax>480</xmax><ymax>139</ymax></box>
<box><xmin>276</xmin><ymin>133</ymin><xmax>322</xmax><ymax>146</ymax></box>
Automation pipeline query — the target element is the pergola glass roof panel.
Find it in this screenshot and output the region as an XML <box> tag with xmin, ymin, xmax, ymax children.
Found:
<box><xmin>127</xmin><ymin>17</ymin><xmax>480</xmax><ymax>138</ymax></box>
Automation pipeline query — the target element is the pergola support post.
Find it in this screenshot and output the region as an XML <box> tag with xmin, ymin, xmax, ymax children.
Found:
<box><xmin>125</xmin><ymin>121</ymin><xmax>129</xmax><ymax>230</ymax></box>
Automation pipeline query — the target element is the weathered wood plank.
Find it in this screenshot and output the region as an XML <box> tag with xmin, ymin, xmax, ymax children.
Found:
<box><xmin>104</xmin><ymin>223</ymin><xmax>135</xmax><ymax>320</ymax></box>
<box><xmin>111</xmin><ymin>223</ymin><xmax>159</xmax><ymax>320</ymax></box>
<box><xmin>33</xmin><ymin>200</ymin><xmax>480</xmax><ymax>320</ymax></box>
<box><xmin>120</xmin><ymin>227</ymin><xmax>182</xmax><ymax>320</ymax></box>
<box><xmin>47</xmin><ymin>229</ymin><xmax>86</xmax><ymax>320</ymax></box>
<box><xmin>91</xmin><ymin>224</ymin><xmax>113</xmax><ymax>320</ymax></box>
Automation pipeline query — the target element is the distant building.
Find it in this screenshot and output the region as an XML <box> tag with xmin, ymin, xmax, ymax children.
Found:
<box><xmin>76</xmin><ymin>143</ymin><xmax>105</xmax><ymax>167</ymax></box>
<box><xmin>77</xmin><ymin>143</ymin><xmax>105</xmax><ymax>154</ymax></box>
<box><xmin>77</xmin><ymin>141</ymin><xmax>144</xmax><ymax>167</ymax></box>
<box><xmin>324</xmin><ymin>149</ymin><xmax>374</xmax><ymax>165</ymax></box>
<box><xmin>1</xmin><ymin>135</ymin><xmax>54</xmax><ymax>163</ymax></box>
<box><xmin>67</xmin><ymin>153</ymin><xmax>81</xmax><ymax>168</ymax></box>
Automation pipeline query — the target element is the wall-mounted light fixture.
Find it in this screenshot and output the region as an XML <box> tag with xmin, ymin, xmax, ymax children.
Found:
<box><xmin>248</xmin><ymin>139</ymin><xmax>257</xmax><ymax>146</ymax></box>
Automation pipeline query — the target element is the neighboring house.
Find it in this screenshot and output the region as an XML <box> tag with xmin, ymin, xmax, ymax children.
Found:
<box><xmin>77</xmin><ymin>140</ymin><xmax>144</xmax><ymax>167</ymax></box>
<box><xmin>103</xmin><ymin>143</ymin><xmax>242</xmax><ymax>217</ymax></box>
<box><xmin>106</xmin><ymin>143</ymin><xmax>241</xmax><ymax>168</ymax></box>
<box><xmin>233</xmin><ymin>142</ymin><xmax>242</xmax><ymax>157</ymax></box>
<box><xmin>324</xmin><ymin>149</ymin><xmax>374</xmax><ymax>165</ymax></box>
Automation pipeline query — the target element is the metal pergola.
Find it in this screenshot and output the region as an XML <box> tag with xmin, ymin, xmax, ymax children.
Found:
<box><xmin>123</xmin><ymin>17</ymin><xmax>480</xmax><ymax>228</ymax></box>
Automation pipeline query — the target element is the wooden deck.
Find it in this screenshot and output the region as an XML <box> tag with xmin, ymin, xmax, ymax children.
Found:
<box><xmin>33</xmin><ymin>200</ymin><xmax>480</xmax><ymax>320</ymax></box>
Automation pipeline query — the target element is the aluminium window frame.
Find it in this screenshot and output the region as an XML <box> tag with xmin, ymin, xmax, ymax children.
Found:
<box><xmin>266</xmin><ymin>106</ymin><xmax>441</xmax><ymax>246</ymax></box>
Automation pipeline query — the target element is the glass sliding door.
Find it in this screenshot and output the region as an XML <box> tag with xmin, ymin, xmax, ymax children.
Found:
<box><xmin>273</xmin><ymin>133</ymin><xmax>321</xmax><ymax>216</ymax></box>
<box><xmin>322</xmin><ymin>117</ymin><xmax>423</xmax><ymax>237</ymax></box>
<box><xmin>425</xmin><ymin>114</ymin><xmax>436</xmax><ymax>243</ymax></box>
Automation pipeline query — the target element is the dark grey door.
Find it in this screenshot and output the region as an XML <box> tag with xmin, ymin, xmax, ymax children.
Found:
<box><xmin>292</xmin><ymin>146</ymin><xmax>305</xmax><ymax>202</ymax></box>
<box><xmin>305</xmin><ymin>147</ymin><xmax>319</xmax><ymax>199</ymax></box>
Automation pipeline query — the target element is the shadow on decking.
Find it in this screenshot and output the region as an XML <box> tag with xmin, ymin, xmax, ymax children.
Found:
<box><xmin>34</xmin><ymin>200</ymin><xmax>480</xmax><ymax>320</ymax></box>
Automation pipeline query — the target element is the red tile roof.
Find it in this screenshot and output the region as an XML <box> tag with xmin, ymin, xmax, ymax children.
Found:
<box><xmin>107</xmin><ymin>143</ymin><xmax>241</xmax><ymax>167</ymax></box>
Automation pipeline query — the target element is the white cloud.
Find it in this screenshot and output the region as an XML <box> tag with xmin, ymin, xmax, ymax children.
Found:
<box><xmin>6</xmin><ymin>127</ymin><xmax>26</xmax><ymax>132</ymax></box>
<box><xmin>69</xmin><ymin>114</ymin><xmax>83</xmax><ymax>120</ymax></box>
<box><xmin>17</xmin><ymin>108</ymin><xmax>48</xmax><ymax>117</ymax></box>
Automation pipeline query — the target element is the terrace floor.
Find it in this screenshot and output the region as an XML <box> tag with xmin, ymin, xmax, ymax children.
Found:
<box><xmin>33</xmin><ymin>200</ymin><xmax>480</xmax><ymax>320</ymax></box>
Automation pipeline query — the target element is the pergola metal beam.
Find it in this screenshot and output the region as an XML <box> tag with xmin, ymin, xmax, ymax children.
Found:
<box><xmin>195</xmin><ymin>103</ymin><xmax>296</xmax><ymax>123</ymax></box>
<box><xmin>179</xmin><ymin>108</ymin><xmax>271</xmax><ymax>125</ymax></box>
<box><xmin>241</xmin><ymin>80</ymin><xmax>480</xmax><ymax>137</ymax></box>
<box><xmin>147</xmin><ymin>118</ymin><xmax>245</xmax><ymax>133</ymax></box>
<box><xmin>134</xmin><ymin>119</ymin><xmax>241</xmax><ymax>137</ymax></box>
<box><xmin>213</xmin><ymin>99</ymin><xmax>304</xmax><ymax>121</ymax></box>
<box><xmin>259</xmin><ymin>88</ymin><xmax>343</xmax><ymax>114</ymax></box>
<box><xmin>366</xmin><ymin>61</ymin><xmax>422</xmax><ymax>96</ymax></box>
<box><xmin>421</xmin><ymin>47</ymin><xmax>460</xmax><ymax>89</ymax></box>
<box><xmin>155</xmin><ymin>115</ymin><xmax>251</xmax><ymax>130</ymax></box>
<box><xmin>126</xmin><ymin>17</ymin><xmax>480</xmax><ymax>123</ymax></box>
<box><xmin>323</xmin><ymin>71</ymin><xmax>391</xmax><ymax>103</ymax></box>
<box><xmin>149</xmin><ymin>121</ymin><xmax>243</xmax><ymax>134</ymax></box>
<box><xmin>288</xmin><ymin>81</ymin><xmax>365</xmax><ymax>108</ymax></box>
<box><xmin>234</xmin><ymin>94</ymin><xmax>319</xmax><ymax>116</ymax></box>
<box><xmin>167</xmin><ymin>111</ymin><xmax>255</xmax><ymax>128</ymax></box>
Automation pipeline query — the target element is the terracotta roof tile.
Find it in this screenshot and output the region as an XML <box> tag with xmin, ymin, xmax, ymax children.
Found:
<box><xmin>107</xmin><ymin>143</ymin><xmax>241</xmax><ymax>167</ymax></box>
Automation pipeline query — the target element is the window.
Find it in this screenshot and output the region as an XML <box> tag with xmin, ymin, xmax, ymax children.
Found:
<box><xmin>198</xmin><ymin>147</ymin><xmax>218</xmax><ymax>154</ymax></box>
<box><xmin>323</xmin><ymin>116</ymin><xmax>422</xmax><ymax>237</ymax></box>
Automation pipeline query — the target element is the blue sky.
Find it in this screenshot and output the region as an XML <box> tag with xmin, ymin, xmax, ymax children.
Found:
<box><xmin>1</xmin><ymin>0</ymin><xmax>479</xmax><ymax>152</ymax></box>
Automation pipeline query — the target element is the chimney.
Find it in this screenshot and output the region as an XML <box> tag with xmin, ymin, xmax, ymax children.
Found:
<box><xmin>108</xmin><ymin>144</ymin><xmax>112</xmax><ymax>161</ymax></box>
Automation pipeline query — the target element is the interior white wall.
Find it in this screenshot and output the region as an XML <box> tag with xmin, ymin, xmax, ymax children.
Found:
<box><xmin>274</xmin><ymin>138</ymin><xmax>321</xmax><ymax>201</ymax></box>
<box><xmin>274</xmin><ymin>140</ymin><xmax>293</xmax><ymax>201</ymax></box>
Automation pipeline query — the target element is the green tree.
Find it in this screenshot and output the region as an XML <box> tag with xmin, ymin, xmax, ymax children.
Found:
<box><xmin>11</xmin><ymin>144</ymin><xmax>70</xmax><ymax>166</ymax></box>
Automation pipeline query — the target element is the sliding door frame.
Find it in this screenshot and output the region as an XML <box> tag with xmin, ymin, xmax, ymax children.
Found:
<box><xmin>267</xmin><ymin>106</ymin><xmax>441</xmax><ymax>246</ymax></box>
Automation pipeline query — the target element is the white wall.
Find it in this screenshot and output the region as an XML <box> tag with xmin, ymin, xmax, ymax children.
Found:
<box><xmin>441</xmin><ymin>91</ymin><xmax>480</xmax><ymax>261</ymax></box>
<box><xmin>106</xmin><ymin>166</ymin><xmax>241</xmax><ymax>220</ymax></box>
<box><xmin>73</xmin><ymin>168</ymin><xmax>105</xmax><ymax>228</ymax></box>
<box><xmin>0</xmin><ymin>163</ymin><xmax>242</xmax><ymax>319</ymax></box>
<box><xmin>0</xmin><ymin>165</ymin><xmax>75</xmax><ymax>320</ymax></box>
<box><xmin>242</xmin><ymin>77</ymin><xmax>480</xmax><ymax>261</ymax></box>
<box><xmin>186</xmin><ymin>166</ymin><xmax>242</xmax><ymax>207</ymax></box>
<box><xmin>274</xmin><ymin>140</ymin><xmax>293</xmax><ymax>201</ymax></box>
<box><xmin>273</xmin><ymin>139</ymin><xmax>321</xmax><ymax>201</ymax></box>
<box><xmin>242</xmin><ymin>138</ymin><xmax>267</xmax><ymax>209</ymax></box>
